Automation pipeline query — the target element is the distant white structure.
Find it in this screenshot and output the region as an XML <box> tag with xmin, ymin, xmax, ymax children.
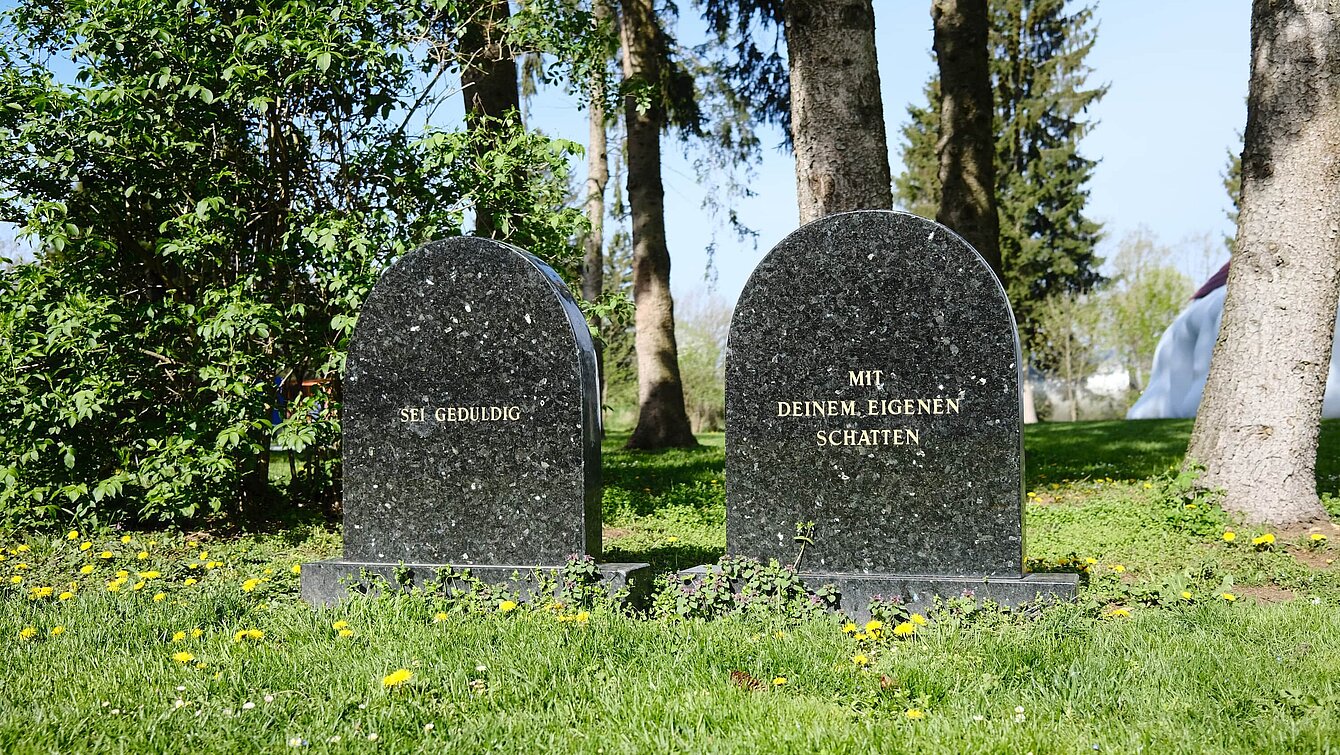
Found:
<box><xmin>1127</xmin><ymin>263</ymin><xmax>1340</xmax><ymax>419</ymax></box>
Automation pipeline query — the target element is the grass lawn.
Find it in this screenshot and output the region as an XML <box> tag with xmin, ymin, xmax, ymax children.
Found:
<box><xmin>3</xmin><ymin>420</ymin><xmax>1340</xmax><ymax>753</ymax></box>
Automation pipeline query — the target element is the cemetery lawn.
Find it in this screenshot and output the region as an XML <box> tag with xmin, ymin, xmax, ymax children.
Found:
<box><xmin>3</xmin><ymin>420</ymin><xmax>1340</xmax><ymax>753</ymax></box>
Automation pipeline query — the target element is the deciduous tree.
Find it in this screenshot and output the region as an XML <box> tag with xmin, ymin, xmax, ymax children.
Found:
<box><xmin>1187</xmin><ymin>0</ymin><xmax>1339</xmax><ymax>525</ymax></box>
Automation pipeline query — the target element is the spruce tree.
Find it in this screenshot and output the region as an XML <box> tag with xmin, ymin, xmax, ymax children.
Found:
<box><xmin>896</xmin><ymin>0</ymin><xmax>1106</xmax><ymax>356</ymax></box>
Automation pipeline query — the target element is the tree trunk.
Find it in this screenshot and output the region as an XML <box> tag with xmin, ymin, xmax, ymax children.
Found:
<box><xmin>461</xmin><ymin>0</ymin><xmax>521</xmax><ymax>238</ymax></box>
<box><xmin>620</xmin><ymin>0</ymin><xmax>697</xmax><ymax>450</ymax></box>
<box><xmin>931</xmin><ymin>0</ymin><xmax>1002</xmax><ymax>278</ymax></box>
<box><xmin>583</xmin><ymin>0</ymin><xmax>613</xmax><ymax>424</ymax></box>
<box><xmin>1187</xmin><ymin>0</ymin><xmax>1339</xmax><ymax>525</ymax></box>
<box><xmin>783</xmin><ymin>0</ymin><xmax>892</xmax><ymax>224</ymax></box>
<box><xmin>1022</xmin><ymin>379</ymin><xmax>1038</xmax><ymax>424</ymax></box>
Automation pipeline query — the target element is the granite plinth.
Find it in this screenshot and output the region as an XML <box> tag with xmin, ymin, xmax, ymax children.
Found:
<box><xmin>303</xmin><ymin>559</ymin><xmax>652</xmax><ymax>607</ymax></box>
<box><xmin>339</xmin><ymin>237</ymin><xmax>601</xmax><ymax>566</ymax></box>
<box><xmin>678</xmin><ymin>566</ymin><xmax>1078</xmax><ymax>621</ymax></box>
<box><xmin>726</xmin><ymin>210</ymin><xmax>1024</xmax><ymax>577</ymax></box>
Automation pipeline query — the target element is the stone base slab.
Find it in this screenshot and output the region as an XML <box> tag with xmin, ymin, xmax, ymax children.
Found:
<box><xmin>302</xmin><ymin>559</ymin><xmax>652</xmax><ymax>608</ymax></box>
<box><xmin>678</xmin><ymin>566</ymin><xmax>1079</xmax><ymax>621</ymax></box>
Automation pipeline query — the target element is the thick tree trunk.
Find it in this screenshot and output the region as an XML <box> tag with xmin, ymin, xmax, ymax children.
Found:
<box><xmin>783</xmin><ymin>0</ymin><xmax>892</xmax><ymax>224</ymax></box>
<box><xmin>931</xmin><ymin>0</ymin><xmax>1002</xmax><ymax>278</ymax></box>
<box><xmin>461</xmin><ymin>0</ymin><xmax>521</xmax><ymax>238</ymax></box>
<box><xmin>620</xmin><ymin>0</ymin><xmax>697</xmax><ymax>450</ymax></box>
<box><xmin>583</xmin><ymin>0</ymin><xmax>613</xmax><ymax>426</ymax></box>
<box><xmin>1187</xmin><ymin>0</ymin><xmax>1339</xmax><ymax>524</ymax></box>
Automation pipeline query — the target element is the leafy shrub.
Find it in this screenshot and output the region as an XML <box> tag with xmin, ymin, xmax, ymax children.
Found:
<box><xmin>0</xmin><ymin>0</ymin><xmax>598</xmax><ymax>529</ymax></box>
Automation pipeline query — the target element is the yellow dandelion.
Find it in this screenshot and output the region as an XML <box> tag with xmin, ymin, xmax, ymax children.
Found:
<box><xmin>905</xmin><ymin>708</ymin><xmax>926</xmax><ymax>720</ymax></box>
<box><xmin>172</xmin><ymin>651</ymin><xmax>195</xmax><ymax>663</ymax></box>
<box><xmin>1222</xmin><ymin>530</ymin><xmax>1236</xmax><ymax>542</ymax></box>
<box><xmin>172</xmin><ymin>631</ymin><xmax>187</xmax><ymax>642</ymax></box>
<box><xmin>290</xmin><ymin>564</ymin><xmax>302</xmax><ymax>575</ymax></box>
<box><xmin>338</xmin><ymin>629</ymin><xmax>354</xmax><ymax>638</ymax></box>
<box><xmin>136</xmin><ymin>551</ymin><xmax>148</xmax><ymax>560</ymax></box>
<box><xmin>247</xmin><ymin>629</ymin><xmax>264</xmax><ymax>640</ymax></box>
<box><xmin>852</xmin><ymin>654</ymin><xmax>870</xmax><ymax>667</ymax></box>
<box><xmin>1143</xmin><ymin>482</ymin><xmax>1153</xmax><ymax>489</ymax></box>
<box><xmin>1180</xmin><ymin>591</ymin><xmax>1193</xmax><ymax>600</ymax></box>
<box><xmin>432</xmin><ymin>612</ymin><xmax>448</xmax><ymax>623</ymax></box>
<box><xmin>772</xmin><ymin>676</ymin><xmax>787</xmax><ymax>686</ymax></box>
<box><xmin>842</xmin><ymin>622</ymin><xmax>858</xmax><ymax>634</ymax></box>
<box><xmin>183</xmin><ymin>578</ymin><xmax>198</xmax><ymax>586</ymax></box>
<box><xmin>188</xmin><ymin>563</ymin><xmax>200</xmax><ymax>570</ymax></box>
<box><xmin>893</xmin><ymin>622</ymin><xmax>917</xmax><ymax>636</ymax></box>
<box><xmin>773</xmin><ymin>631</ymin><xmax>787</xmax><ymax>639</ymax></box>
<box><xmin>188</xmin><ymin>540</ymin><xmax>198</xmax><ymax>547</ymax></box>
<box><xmin>19</xmin><ymin>626</ymin><xmax>37</xmax><ymax>640</ymax></box>
<box><xmin>382</xmin><ymin>669</ymin><xmax>413</xmax><ymax>687</ymax></box>
<box><xmin>498</xmin><ymin>600</ymin><xmax>518</xmax><ymax>613</ymax></box>
<box><xmin>910</xmin><ymin>613</ymin><xmax>927</xmax><ymax>626</ymax></box>
<box><xmin>666</xmin><ymin>536</ymin><xmax>680</xmax><ymax>543</ymax></box>
<box><xmin>16</xmin><ymin>544</ymin><xmax>29</xmax><ymax>552</ymax></box>
<box><xmin>332</xmin><ymin>620</ymin><xmax>350</xmax><ymax>630</ymax></box>
<box><xmin>79</xmin><ymin>565</ymin><xmax>94</xmax><ymax>575</ymax></box>
<box><xmin>99</xmin><ymin>551</ymin><xmax>113</xmax><ymax>559</ymax></box>
<box><xmin>1220</xmin><ymin>592</ymin><xmax>1238</xmax><ymax>602</ymax></box>
<box><xmin>116</xmin><ymin>570</ymin><xmax>128</xmax><ymax>578</ymax></box>
<box><xmin>153</xmin><ymin>592</ymin><xmax>166</xmax><ymax>602</ymax></box>
<box><xmin>1311</xmin><ymin>533</ymin><xmax>1328</xmax><ymax>542</ymax></box>
<box><xmin>8</xmin><ymin>575</ymin><xmax>21</xmax><ymax>585</ymax></box>
<box><xmin>67</xmin><ymin>530</ymin><xmax>79</xmax><ymax>540</ymax></box>
<box><xmin>191</xmin><ymin>628</ymin><xmax>203</xmax><ymax>638</ymax></box>
<box><xmin>80</xmin><ymin>542</ymin><xmax>91</xmax><ymax>551</ymax></box>
<box><xmin>1105</xmin><ymin>607</ymin><xmax>1131</xmax><ymax>619</ymax></box>
<box><xmin>574</xmin><ymin>611</ymin><xmax>590</xmax><ymax>625</ymax></box>
<box><xmin>120</xmin><ymin>535</ymin><xmax>131</xmax><ymax>544</ymax></box>
<box><xmin>242</xmin><ymin>578</ymin><xmax>262</xmax><ymax>592</ymax></box>
<box><xmin>131</xmin><ymin>581</ymin><xmax>145</xmax><ymax>591</ymax></box>
<box><xmin>864</xmin><ymin>619</ymin><xmax>883</xmax><ymax>636</ymax></box>
<box><xmin>50</xmin><ymin>626</ymin><xmax>64</xmax><ymax>636</ymax></box>
<box><xmin>58</xmin><ymin>591</ymin><xmax>74</xmax><ymax>601</ymax></box>
<box><xmin>106</xmin><ymin>581</ymin><xmax>121</xmax><ymax>592</ymax></box>
<box><xmin>1252</xmin><ymin>533</ymin><xmax>1275</xmax><ymax>546</ymax></box>
<box><xmin>1112</xmin><ymin>564</ymin><xmax>1126</xmax><ymax>573</ymax></box>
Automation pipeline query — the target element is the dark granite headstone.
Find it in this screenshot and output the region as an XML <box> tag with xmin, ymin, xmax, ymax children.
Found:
<box><xmin>715</xmin><ymin>211</ymin><xmax>1075</xmax><ymax>615</ymax></box>
<box><xmin>302</xmin><ymin>237</ymin><xmax>647</xmax><ymax>605</ymax></box>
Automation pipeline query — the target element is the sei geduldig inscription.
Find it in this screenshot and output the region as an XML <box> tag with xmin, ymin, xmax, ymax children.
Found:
<box><xmin>776</xmin><ymin>369</ymin><xmax>964</xmax><ymax>446</ymax></box>
<box><xmin>398</xmin><ymin>406</ymin><xmax>523</xmax><ymax>423</ymax></box>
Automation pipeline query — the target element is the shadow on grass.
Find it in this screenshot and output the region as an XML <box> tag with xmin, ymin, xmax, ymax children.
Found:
<box><xmin>1025</xmin><ymin>418</ymin><xmax>1340</xmax><ymax>496</ymax></box>
<box><xmin>604</xmin><ymin>543</ymin><xmax>723</xmax><ymax>574</ymax></box>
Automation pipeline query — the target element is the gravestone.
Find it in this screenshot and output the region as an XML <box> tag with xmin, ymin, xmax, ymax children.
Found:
<box><xmin>719</xmin><ymin>210</ymin><xmax>1076</xmax><ymax>615</ymax></box>
<box><xmin>302</xmin><ymin>237</ymin><xmax>647</xmax><ymax>605</ymax></box>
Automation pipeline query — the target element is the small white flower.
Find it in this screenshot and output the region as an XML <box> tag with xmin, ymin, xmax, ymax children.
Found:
<box><xmin>1014</xmin><ymin>706</ymin><xmax>1025</xmax><ymax>714</ymax></box>
<box><xmin>111</xmin><ymin>709</ymin><xmax>120</xmax><ymax>715</ymax></box>
<box><xmin>476</xmin><ymin>665</ymin><xmax>487</xmax><ymax>672</ymax></box>
<box><xmin>328</xmin><ymin>736</ymin><xmax>341</xmax><ymax>744</ymax></box>
<box><xmin>175</xmin><ymin>686</ymin><xmax>186</xmax><ymax>692</ymax></box>
<box><xmin>287</xmin><ymin>737</ymin><xmax>306</xmax><ymax>747</ymax></box>
<box><xmin>367</xmin><ymin>733</ymin><xmax>379</xmax><ymax>742</ymax></box>
<box><xmin>242</xmin><ymin>701</ymin><xmax>256</xmax><ymax>710</ymax></box>
<box><xmin>264</xmin><ymin>694</ymin><xmax>274</xmax><ymax>703</ymax></box>
<box><xmin>174</xmin><ymin>699</ymin><xmax>185</xmax><ymax>708</ymax></box>
<box><xmin>423</xmin><ymin>723</ymin><xmax>435</xmax><ymax>732</ymax></box>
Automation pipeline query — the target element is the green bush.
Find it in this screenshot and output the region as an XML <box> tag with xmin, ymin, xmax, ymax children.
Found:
<box><xmin>0</xmin><ymin>0</ymin><xmax>597</xmax><ymax>529</ymax></box>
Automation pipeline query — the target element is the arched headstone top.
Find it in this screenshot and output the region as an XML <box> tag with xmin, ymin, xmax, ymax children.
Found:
<box><xmin>726</xmin><ymin>210</ymin><xmax>1024</xmax><ymax>577</ymax></box>
<box><xmin>341</xmin><ymin>236</ymin><xmax>600</xmax><ymax>567</ymax></box>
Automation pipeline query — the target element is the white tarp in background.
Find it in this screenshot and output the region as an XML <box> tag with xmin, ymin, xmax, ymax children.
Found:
<box><xmin>1127</xmin><ymin>281</ymin><xmax>1340</xmax><ymax>419</ymax></box>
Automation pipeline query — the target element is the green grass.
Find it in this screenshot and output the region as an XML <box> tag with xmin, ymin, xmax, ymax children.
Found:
<box><xmin>3</xmin><ymin>421</ymin><xmax>1340</xmax><ymax>753</ymax></box>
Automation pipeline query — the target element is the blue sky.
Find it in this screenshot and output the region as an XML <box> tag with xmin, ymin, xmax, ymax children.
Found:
<box><xmin>3</xmin><ymin>1</ymin><xmax>1248</xmax><ymax>300</ymax></box>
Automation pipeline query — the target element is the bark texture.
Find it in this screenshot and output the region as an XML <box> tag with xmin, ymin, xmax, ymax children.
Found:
<box><xmin>931</xmin><ymin>0</ymin><xmax>1002</xmax><ymax>278</ymax></box>
<box><xmin>783</xmin><ymin>0</ymin><xmax>892</xmax><ymax>224</ymax></box>
<box><xmin>461</xmin><ymin>0</ymin><xmax>521</xmax><ymax>238</ymax></box>
<box><xmin>620</xmin><ymin>0</ymin><xmax>697</xmax><ymax>449</ymax></box>
<box><xmin>583</xmin><ymin>0</ymin><xmax>613</xmax><ymax>418</ymax></box>
<box><xmin>1187</xmin><ymin>0</ymin><xmax>1340</xmax><ymax>524</ymax></box>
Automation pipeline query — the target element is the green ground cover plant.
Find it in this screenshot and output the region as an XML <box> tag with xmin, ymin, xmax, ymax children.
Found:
<box><xmin>2</xmin><ymin>420</ymin><xmax>1339</xmax><ymax>753</ymax></box>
